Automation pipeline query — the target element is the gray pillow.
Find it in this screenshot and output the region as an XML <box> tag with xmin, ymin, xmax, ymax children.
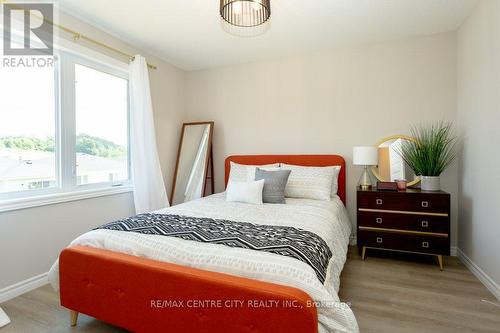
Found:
<box><xmin>254</xmin><ymin>168</ymin><xmax>291</xmax><ymax>204</ymax></box>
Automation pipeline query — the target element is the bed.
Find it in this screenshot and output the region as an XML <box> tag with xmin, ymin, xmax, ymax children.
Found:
<box><xmin>49</xmin><ymin>155</ymin><xmax>358</xmax><ymax>333</ymax></box>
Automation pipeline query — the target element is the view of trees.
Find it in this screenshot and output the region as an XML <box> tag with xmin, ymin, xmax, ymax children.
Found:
<box><xmin>0</xmin><ymin>134</ymin><xmax>126</xmax><ymax>158</ymax></box>
<box><xmin>75</xmin><ymin>134</ymin><xmax>126</xmax><ymax>158</ymax></box>
<box><xmin>0</xmin><ymin>136</ymin><xmax>55</xmax><ymax>152</ymax></box>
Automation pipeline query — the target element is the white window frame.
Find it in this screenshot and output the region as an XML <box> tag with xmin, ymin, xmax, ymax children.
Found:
<box><xmin>63</xmin><ymin>52</ymin><xmax>132</xmax><ymax>191</ymax></box>
<box><xmin>0</xmin><ymin>47</ymin><xmax>132</xmax><ymax>212</ymax></box>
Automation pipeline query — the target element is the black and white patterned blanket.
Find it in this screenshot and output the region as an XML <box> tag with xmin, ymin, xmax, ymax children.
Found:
<box><xmin>96</xmin><ymin>213</ymin><xmax>332</xmax><ymax>284</ymax></box>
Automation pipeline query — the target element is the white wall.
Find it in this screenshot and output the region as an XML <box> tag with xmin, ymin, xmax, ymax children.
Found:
<box><xmin>185</xmin><ymin>32</ymin><xmax>459</xmax><ymax>244</ymax></box>
<box><xmin>0</xmin><ymin>11</ymin><xmax>185</xmax><ymax>291</ymax></box>
<box><xmin>457</xmin><ymin>0</ymin><xmax>500</xmax><ymax>295</ymax></box>
<box><xmin>0</xmin><ymin>193</ymin><xmax>135</xmax><ymax>289</ymax></box>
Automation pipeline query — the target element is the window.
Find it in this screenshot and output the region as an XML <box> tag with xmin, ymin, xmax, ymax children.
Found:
<box><xmin>75</xmin><ymin>63</ymin><xmax>129</xmax><ymax>186</ymax></box>
<box><xmin>0</xmin><ymin>51</ymin><xmax>130</xmax><ymax>202</ymax></box>
<box><xmin>0</xmin><ymin>57</ymin><xmax>57</xmax><ymax>194</ymax></box>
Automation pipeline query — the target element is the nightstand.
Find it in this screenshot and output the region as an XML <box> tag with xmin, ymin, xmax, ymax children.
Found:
<box><xmin>357</xmin><ymin>188</ymin><xmax>450</xmax><ymax>270</ymax></box>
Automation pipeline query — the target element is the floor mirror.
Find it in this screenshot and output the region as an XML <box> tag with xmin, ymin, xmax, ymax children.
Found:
<box><xmin>170</xmin><ymin>122</ymin><xmax>214</xmax><ymax>206</ymax></box>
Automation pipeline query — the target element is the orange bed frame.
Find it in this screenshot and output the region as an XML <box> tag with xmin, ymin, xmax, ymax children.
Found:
<box><xmin>59</xmin><ymin>155</ymin><xmax>346</xmax><ymax>332</ymax></box>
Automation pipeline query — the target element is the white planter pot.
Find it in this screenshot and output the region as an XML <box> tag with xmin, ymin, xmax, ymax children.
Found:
<box><xmin>421</xmin><ymin>176</ymin><xmax>440</xmax><ymax>191</ymax></box>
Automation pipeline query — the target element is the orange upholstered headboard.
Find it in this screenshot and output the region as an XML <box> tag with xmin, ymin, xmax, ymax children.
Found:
<box><xmin>225</xmin><ymin>155</ymin><xmax>346</xmax><ymax>205</ymax></box>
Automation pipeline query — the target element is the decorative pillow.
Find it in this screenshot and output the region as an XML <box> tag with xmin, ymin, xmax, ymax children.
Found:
<box><xmin>226</xmin><ymin>179</ymin><xmax>265</xmax><ymax>205</ymax></box>
<box><xmin>281</xmin><ymin>164</ymin><xmax>335</xmax><ymax>201</ymax></box>
<box><xmin>254</xmin><ymin>168</ymin><xmax>291</xmax><ymax>204</ymax></box>
<box><xmin>330</xmin><ymin>166</ymin><xmax>342</xmax><ymax>196</ymax></box>
<box><xmin>228</xmin><ymin>162</ymin><xmax>280</xmax><ymax>182</ymax></box>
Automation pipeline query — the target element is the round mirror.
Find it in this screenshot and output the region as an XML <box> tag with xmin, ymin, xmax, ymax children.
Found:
<box><xmin>371</xmin><ymin>135</ymin><xmax>420</xmax><ymax>186</ymax></box>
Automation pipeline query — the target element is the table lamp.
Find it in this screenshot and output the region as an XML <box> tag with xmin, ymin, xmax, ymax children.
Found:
<box><xmin>353</xmin><ymin>146</ymin><xmax>378</xmax><ymax>190</ymax></box>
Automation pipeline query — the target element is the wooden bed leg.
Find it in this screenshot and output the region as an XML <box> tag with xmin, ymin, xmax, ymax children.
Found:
<box><xmin>437</xmin><ymin>255</ymin><xmax>444</xmax><ymax>271</ymax></box>
<box><xmin>361</xmin><ymin>246</ymin><xmax>366</xmax><ymax>261</ymax></box>
<box><xmin>70</xmin><ymin>310</ymin><xmax>78</xmax><ymax>327</ymax></box>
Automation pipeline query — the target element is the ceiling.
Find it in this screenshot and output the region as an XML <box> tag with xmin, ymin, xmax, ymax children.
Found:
<box><xmin>58</xmin><ymin>0</ymin><xmax>479</xmax><ymax>71</ymax></box>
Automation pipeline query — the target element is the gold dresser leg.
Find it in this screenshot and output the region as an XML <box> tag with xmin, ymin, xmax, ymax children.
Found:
<box><xmin>70</xmin><ymin>310</ymin><xmax>78</xmax><ymax>327</ymax></box>
<box><xmin>361</xmin><ymin>246</ymin><xmax>367</xmax><ymax>260</ymax></box>
<box><xmin>437</xmin><ymin>255</ymin><xmax>444</xmax><ymax>271</ymax></box>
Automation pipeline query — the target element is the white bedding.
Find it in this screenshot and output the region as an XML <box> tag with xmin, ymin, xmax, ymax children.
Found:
<box><xmin>48</xmin><ymin>193</ymin><xmax>359</xmax><ymax>333</ymax></box>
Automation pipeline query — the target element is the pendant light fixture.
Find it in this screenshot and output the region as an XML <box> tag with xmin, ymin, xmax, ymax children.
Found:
<box><xmin>220</xmin><ymin>0</ymin><xmax>271</xmax><ymax>35</ymax></box>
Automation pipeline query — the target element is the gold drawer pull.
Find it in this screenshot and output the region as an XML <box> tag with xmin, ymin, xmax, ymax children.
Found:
<box><xmin>376</xmin><ymin>237</ymin><xmax>383</xmax><ymax>244</ymax></box>
<box><xmin>376</xmin><ymin>199</ymin><xmax>383</xmax><ymax>205</ymax></box>
<box><xmin>422</xmin><ymin>241</ymin><xmax>429</xmax><ymax>248</ymax></box>
<box><xmin>422</xmin><ymin>201</ymin><xmax>429</xmax><ymax>208</ymax></box>
<box><xmin>421</xmin><ymin>221</ymin><xmax>429</xmax><ymax>227</ymax></box>
<box><xmin>376</xmin><ymin>217</ymin><xmax>383</xmax><ymax>224</ymax></box>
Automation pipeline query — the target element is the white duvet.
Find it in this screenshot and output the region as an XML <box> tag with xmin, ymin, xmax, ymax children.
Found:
<box><xmin>49</xmin><ymin>193</ymin><xmax>359</xmax><ymax>333</ymax></box>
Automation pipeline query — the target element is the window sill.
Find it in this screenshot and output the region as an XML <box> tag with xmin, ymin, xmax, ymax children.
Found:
<box><xmin>0</xmin><ymin>185</ymin><xmax>134</xmax><ymax>213</ymax></box>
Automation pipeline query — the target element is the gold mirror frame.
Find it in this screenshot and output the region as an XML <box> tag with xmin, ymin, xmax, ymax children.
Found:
<box><xmin>371</xmin><ymin>134</ymin><xmax>421</xmax><ymax>187</ymax></box>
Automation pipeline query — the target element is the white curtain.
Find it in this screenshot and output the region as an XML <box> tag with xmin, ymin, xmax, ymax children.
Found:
<box><xmin>129</xmin><ymin>55</ymin><xmax>168</xmax><ymax>214</ymax></box>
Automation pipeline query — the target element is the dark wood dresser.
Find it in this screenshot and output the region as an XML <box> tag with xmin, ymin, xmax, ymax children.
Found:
<box><xmin>357</xmin><ymin>188</ymin><xmax>450</xmax><ymax>269</ymax></box>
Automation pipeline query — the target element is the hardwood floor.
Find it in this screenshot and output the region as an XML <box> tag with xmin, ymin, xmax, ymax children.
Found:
<box><xmin>1</xmin><ymin>246</ymin><xmax>499</xmax><ymax>332</ymax></box>
<box><xmin>339</xmin><ymin>247</ymin><xmax>500</xmax><ymax>333</ymax></box>
<box><xmin>0</xmin><ymin>285</ymin><xmax>125</xmax><ymax>333</ymax></box>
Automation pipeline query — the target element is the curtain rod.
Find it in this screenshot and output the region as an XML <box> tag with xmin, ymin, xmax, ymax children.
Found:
<box><xmin>0</xmin><ymin>0</ymin><xmax>157</xmax><ymax>70</ymax></box>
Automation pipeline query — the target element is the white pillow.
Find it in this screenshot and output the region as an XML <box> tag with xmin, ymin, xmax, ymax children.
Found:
<box><xmin>228</xmin><ymin>161</ymin><xmax>280</xmax><ymax>182</ymax></box>
<box><xmin>330</xmin><ymin>166</ymin><xmax>342</xmax><ymax>196</ymax></box>
<box><xmin>281</xmin><ymin>164</ymin><xmax>336</xmax><ymax>201</ymax></box>
<box><xmin>226</xmin><ymin>179</ymin><xmax>265</xmax><ymax>205</ymax></box>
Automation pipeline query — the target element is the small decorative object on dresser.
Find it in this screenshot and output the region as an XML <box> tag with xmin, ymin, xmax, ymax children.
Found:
<box><xmin>357</xmin><ymin>188</ymin><xmax>450</xmax><ymax>270</ymax></box>
<box><xmin>395</xmin><ymin>179</ymin><xmax>407</xmax><ymax>191</ymax></box>
<box><xmin>376</xmin><ymin>181</ymin><xmax>398</xmax><ymax>191</ymax></box>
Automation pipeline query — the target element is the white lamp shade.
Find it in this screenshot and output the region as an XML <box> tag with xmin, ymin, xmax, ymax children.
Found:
<box><xmin>353</xmin><ymin>146</ymin><xmax>378</xmax><ymax>165</ymax></box>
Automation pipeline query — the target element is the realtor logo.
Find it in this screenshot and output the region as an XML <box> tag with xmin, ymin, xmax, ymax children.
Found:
<box><xmin>2</xmin><ymin>3</ymin><xmax>53</xmax><ymax>55</ymax></box>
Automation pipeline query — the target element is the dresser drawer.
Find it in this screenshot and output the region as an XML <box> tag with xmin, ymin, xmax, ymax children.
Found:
<box><xmin>357</xmin><ymin>211</ymin><xmax>449</xmax><ymax>234</ymax></box>
<box><xmin>357</xmin><ymin>191</ymin><xmax>449</xmax><ymax>214</ymax></box>
<box><xmin>358</xmin><ymin>230</ymin><xmax>450</xmax><ymax>255</ymax></box>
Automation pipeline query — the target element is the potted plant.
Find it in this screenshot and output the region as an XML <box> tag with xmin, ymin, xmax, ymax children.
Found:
<box><xmin>400</xmin><ymin>122</ymin><xmax>456</xmax><ymax>191</ymax></box>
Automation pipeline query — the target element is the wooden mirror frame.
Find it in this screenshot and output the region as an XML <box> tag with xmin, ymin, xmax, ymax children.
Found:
<box><xmin>170</xmin><ymin>121</ymin><xmax>214</xmax><ymax>206</ymax></box>
<box><xmin>371</xmin><ymin>134</ymin><xmax>421</xmax><ymax>187</ymax></box>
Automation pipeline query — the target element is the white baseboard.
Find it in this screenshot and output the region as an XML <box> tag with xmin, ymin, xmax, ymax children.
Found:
<box><xmin>456</xmin><ymin>248</ymin><xmax>500</xmax><ymax>301</ymax></box>
<box><xmin>0</xmin><ymin>273</ymin><xmax>48</xmax><ymax>304</ymax></box>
